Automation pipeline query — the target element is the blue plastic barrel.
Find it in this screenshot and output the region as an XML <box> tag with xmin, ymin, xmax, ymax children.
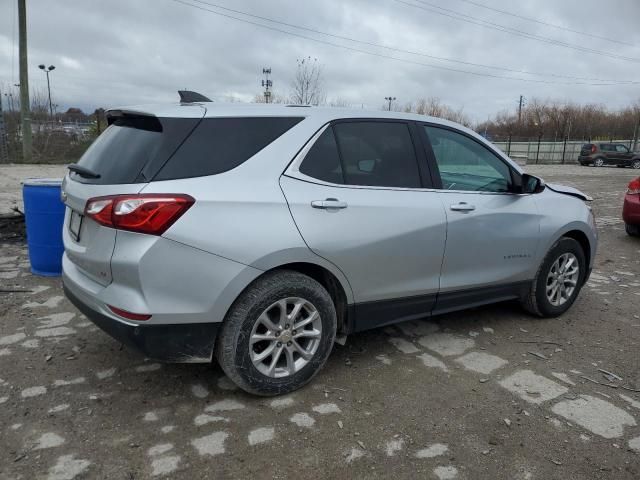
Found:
<box><xmin>22</xmin><ymin>178</ymin><xmax>65</xmax><ymax>276</ymax></box>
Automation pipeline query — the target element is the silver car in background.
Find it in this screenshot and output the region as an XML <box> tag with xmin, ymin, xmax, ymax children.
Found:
<box><xmin>62</xmin><ymin>96</ymin><xmax>597</xmax><ymax>395</ymax></box>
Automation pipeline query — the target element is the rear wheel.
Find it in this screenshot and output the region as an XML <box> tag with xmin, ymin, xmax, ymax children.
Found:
<box><xmin>521</xmin><ymin>238</ymin><xmax>586</xmax><ymax>317</ymax></box>
<box><xmin>216</xmin><ymin>270</ymin><xmax>337</xmax><ymax>396</ymax></box>
<box><xmin>594</xmin><ymin>158</ymin><xmax>605</xmax><ymax>167</ymax></box>
<box><xmin>626</xmin><ymin>223</ymin><xmax>640</xmax><ymax>237</ymax></box>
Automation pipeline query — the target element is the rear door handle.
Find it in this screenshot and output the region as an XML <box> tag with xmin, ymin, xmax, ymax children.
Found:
<box><xmin>311</xmin><ymin>198</ymin><xmax>348</xmax><ymax>210</ymax></box>
<box><xmin>450</xmin><ymin>202</ymin><xmax>476</xmax><ymax>212</ymax></box>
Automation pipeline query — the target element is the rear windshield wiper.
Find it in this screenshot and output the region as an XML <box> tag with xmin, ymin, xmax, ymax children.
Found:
<box><xmin>67</xmin><ymin>164</ymin><xmax>101</xmax><ymax>179</ymax></box>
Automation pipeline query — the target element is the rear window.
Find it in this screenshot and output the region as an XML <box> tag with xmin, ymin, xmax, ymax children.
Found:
<box><xmin>73</xmin><ymin>115</ymin><xmax>198</xmax><ymax>184</ymax></box>
<box><xmin>154</xmin><ymin>117</ymin><xmax>303</xmax><ymax>181</ymax></box>
<box><xmin>74</xmin><ymin>115</ymin><xmax>303</xmax><ymax>184</ymax></box>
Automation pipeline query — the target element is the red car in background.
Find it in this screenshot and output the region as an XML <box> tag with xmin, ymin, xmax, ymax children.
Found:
<box><xmin>623</xmin><ymin>176</ymin><xmax>640</xmax><ymax>236</ymax></box>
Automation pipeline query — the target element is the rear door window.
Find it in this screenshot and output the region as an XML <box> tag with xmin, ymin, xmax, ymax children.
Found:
<box><xmin>154</xmin><ymin>117</ymin><xmax>303</xmax><ymax>181</ymax></box>
<box><xmin>332</xmin><ymin>122</ymin><xmax>421</xmax><ymax>188</ymax></box>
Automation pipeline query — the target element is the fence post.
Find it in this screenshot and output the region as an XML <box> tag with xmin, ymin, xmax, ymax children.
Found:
<box><xmin>507</xmin><ymin>134</ymin><xmax>512</xmax><ymax>156</ymax></box>
<box><xmin>536</xmin><ymin>134</ymin><xmax>542</xmax><ymax>164</ymax></box>
<box><xmin>562</xmin><ymin>136</ymin><xmax>567</xmax><ymax>164</ymax></box>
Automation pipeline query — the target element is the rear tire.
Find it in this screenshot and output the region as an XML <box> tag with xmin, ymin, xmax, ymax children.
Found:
<box><xmin>594</xmin><ymin>158</ymin><xmax>604</xmax><ymax>167</ymax></box>
<box><xmin>215</xmin><ymin>270</ymin><xmax>337</xmax><ymax>396</ymax></box>
<box><xmin>521</xmin><ymin>238</ymin><xmax>586</xmax><ymax>318</ymax></box>
<box><xmin>626</xmin><ymin>223</ymin><xmax>640</xmax><ymax>237</ymax></box>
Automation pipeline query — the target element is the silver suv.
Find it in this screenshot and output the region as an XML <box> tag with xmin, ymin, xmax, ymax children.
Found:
<box><xmin>62</xmin><ymin>96</ymin><xmax>597</xmax><ymax>395</ymax></box>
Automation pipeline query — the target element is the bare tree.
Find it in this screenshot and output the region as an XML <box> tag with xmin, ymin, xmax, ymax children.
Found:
<box><xmin>402</xmin><ymin>97</ymin><xmax>471</xmax><ymax>127</ymax></box>
<box><xmin>252</xmin><ymin>92</ymin><xmax>290</xmax><ymax>104</ymax></box>
<box><xmin>291</xmin><ymin>57</ymin><xmax>325</xmax><ymax>106</ymax></box>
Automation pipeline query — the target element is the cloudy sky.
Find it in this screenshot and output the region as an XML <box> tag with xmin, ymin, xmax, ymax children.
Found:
<box><xmin>1</xmin><ymin>0</ymin><xmax>639</xmax><ymax>123</ymax></box>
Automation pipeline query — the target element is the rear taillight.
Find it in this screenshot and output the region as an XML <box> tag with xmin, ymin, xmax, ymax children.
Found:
<box><xmin>590</xmin><ymin>145</ymin><xmax>597</xmax><ymax>154</ymax></box>
<box><xmin>85</xmin><ymin>194</ymin><xmax>194</xmax><ymax>235</ymax></box>
<box><xmin>627</xmin><ymin>178</ymin><xmax>640</xmax><ymax>195</ymax></box>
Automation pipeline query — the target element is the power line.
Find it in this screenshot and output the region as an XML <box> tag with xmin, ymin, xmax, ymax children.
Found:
<box><xmin>451</xmin><ymin>0</ymin><xmax>634</xmax><ymax>47</ymax></box>
<box><xmin>169</xmin><ymin>0</ymin><xmax>639</xmax><ymax>86</ymax></box>
<box><xmin>184</xmin><ymin>0</ymin><xmax>638</xmax><ymax>84</ymax></box>
<box><xmin>395</xmin><ymin>0</ymin><xmax>640</xmax><ymax>64</ymax></box>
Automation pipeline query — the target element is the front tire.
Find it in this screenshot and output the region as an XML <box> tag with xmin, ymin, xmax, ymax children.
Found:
<box><xmin>632</xmin><ymin>160</ymin><xmax>640</xmax><ymax>169</ymax></box>
<box><xmin>216</xmin><ymin>270</ymin><xmax>337</xmax><ymax>396</ymax></box>
<box><xmin>521</xmin><ymin>238</ymin><xmax>586</xmax><ymax>317</ymax></box>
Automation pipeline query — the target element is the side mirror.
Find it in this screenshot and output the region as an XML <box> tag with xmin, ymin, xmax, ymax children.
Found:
<box><xmin>521</xmin><ymin>173</ymin><xmax>545</xmax><ymax>194</ymax></box>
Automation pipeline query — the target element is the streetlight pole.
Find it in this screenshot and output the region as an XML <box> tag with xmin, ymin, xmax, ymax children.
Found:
<box><xmin>38</xmin><ymin>64</ymin><xmax>55</xmax><ymax>119</ymax></box>
<box><xmin>384</xmin><ymin>96</ymin><xmax>396</xmax><ymax>111</ymax></box>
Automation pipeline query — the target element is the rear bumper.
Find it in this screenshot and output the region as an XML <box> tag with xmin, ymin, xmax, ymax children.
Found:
<box><xmin>64</xmin><ymin>281</ymin><xmax>219</xmax><ymax>363</ymax></box>
<box><xmin>623</xmin><ymin>194</ymin><xmax>640</xmax><ymax>225</ymax></box>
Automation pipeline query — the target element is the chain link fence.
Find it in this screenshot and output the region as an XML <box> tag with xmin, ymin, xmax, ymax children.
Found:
<box><xmin>491</xmin><ymin>137</ymin><xmax>636</xmax><ymax>165</ymax></box>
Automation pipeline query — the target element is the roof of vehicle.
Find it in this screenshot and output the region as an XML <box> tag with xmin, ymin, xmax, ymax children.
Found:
<box><xmin>108</xmin><ymin>101</ymin><xmax>467</xmax><ymax>126</ymax></box>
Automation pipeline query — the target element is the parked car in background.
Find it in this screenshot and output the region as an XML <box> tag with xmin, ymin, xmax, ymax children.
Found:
<box><xmin>61</xmin><ymin>96</ymin><xmax>598</xmax><ymax>396</ymax></box>
<box><xmin>623</xmin><ymin>176</ymin><xmax>640</xmax><ymax>236</ymax></box>
<box><xmin>578</xmin><ymin>143</ymin><xmax>640</xmax><ymax>168</ymax></box>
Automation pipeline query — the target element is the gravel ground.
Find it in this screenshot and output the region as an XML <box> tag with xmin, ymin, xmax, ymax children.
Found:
<box><xmin>0</xmin><ymin>164</ymin><xmax>639</xmax><ymax>480</ymax></box>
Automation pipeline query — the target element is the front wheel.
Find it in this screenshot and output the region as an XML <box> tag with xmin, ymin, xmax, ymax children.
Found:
<box><xmin>632</xmin><ymin>160</ymin><xmax>640</xmax><ymax>169</ymax></box>
<box><xmin>216</xmin><ymin>270</ymin><xmax>337</xmax><ymax>396</ymax></box>
<box><xmin>521</xmin><ymin>238</ymin><xmax>586</xmax><ymax>317</ymax></box>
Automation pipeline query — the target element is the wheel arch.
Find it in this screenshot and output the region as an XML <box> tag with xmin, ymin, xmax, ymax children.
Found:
<box><xmin>269</xmin><ymin>262</ymin><xmax>350</xmax><ymax>334</ymax></box>
<box><xmin>229</xmin><ymin>249</ymin><xmax>354</xmax><ymax>335</ymax></box>
<box><xmin>561</xmin><ymin>229</ymin><xmax>592</xmax><ymax>272</ymax></box>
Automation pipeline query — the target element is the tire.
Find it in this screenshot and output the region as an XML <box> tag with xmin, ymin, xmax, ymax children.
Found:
<box><xmin>594</xmin><ymin>158</ymin><xmax>604</xmax><ymax>167</ymax></box>
<box><xmin>632</xmin><ymin>160</ymin><xmax>640</xmax><ymax>169</ymax></box>
<box><xmin>521</xmin><ymin>237</ymin><xmax>586</xmax><ymax>318</ymax></box>
<box><xmin>626</xmin><ymin>223</ymin><xmax>640</xmax><ymax>237</ymax></box>
<box><xmin>215</xmin><ymin>270</ymin><xmax>337</xmax><ymax>396</ymax></box>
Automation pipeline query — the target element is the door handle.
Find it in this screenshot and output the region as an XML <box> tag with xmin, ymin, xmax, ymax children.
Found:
<box><xmin>311</xmin><ymin>198</ymin><xmax>348</xmax><ymax>210</ymax></box>
<box><xmin>450</xmin><ymin>202</ymin><xmax>476</xmax><ymax>212</ymax></box>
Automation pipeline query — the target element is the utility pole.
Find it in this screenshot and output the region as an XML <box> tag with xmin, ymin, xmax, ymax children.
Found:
<box><xmin>518</xmin><ymin>95</ymin><xmax>525</xmax><ymax>124</ymax></box>
<box><xmin>0</xmin><ymin>89</ymin><xmax>9</xmax><ymax>164</ymax></box>
<box><xmin>18</xmin><ymin>0</ymin><xmax>32</xmax><ymax>163</ymax></box>
<box><xmin>385</xmin><ymin>96</ymin><xmax>396</xmax><ymax>111</ymax></box>
<box><xmin>261</xmin><ymin>68</ymin><xmax>272</xmax><ymax>104</ymax></box>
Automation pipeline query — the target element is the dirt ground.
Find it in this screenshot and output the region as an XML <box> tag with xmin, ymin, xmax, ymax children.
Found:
<box><xmin>0</xmin><ymin>164</ymin><xmax>639</xmax><ymax>480</ymax></box>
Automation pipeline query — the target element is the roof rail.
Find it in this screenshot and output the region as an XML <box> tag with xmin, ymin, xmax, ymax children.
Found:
<box><xmin>178</xmin><ymin>90</ymin><xmax>212</xmax><ymax>103</ymax></box>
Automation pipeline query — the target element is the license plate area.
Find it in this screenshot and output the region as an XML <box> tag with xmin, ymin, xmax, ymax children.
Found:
<box><xmin>69</xmin><ymin>210</ymin><xmax>83</xmax><ymax>241</ymax></box>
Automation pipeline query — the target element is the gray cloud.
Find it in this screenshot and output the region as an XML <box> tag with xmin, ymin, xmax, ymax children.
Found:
<box><xmin>1</xmin><ymin>0</ymin><xmax>639</xmax><ymax>122</ymax></box>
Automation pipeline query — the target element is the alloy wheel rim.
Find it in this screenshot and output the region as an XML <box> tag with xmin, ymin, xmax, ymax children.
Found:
<box><xmin>595</xmin><ymin>159</ymin><xmax>604</xmax><ymax>166</ymax></box>
<box><xmin>546</xmin><ymin>253</ymin><xmax>580</xmax><ymax>307</ymax></box>
<box><xmin>633</xmin><ymin>160</ymin><xmax>640</xmax><ymax>169</ymax></box>
<box><xmin>249</xmin><ymin>297</ymin><xmax>322</xmax><ymax>378</ymax></box>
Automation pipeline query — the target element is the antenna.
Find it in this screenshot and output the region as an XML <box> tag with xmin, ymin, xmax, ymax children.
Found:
<box><xmin>262</xmin><ymin>68</ymin><xmax>272</xmax><ymax>103</ymax></box>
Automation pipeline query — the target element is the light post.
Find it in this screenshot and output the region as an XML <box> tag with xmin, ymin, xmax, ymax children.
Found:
<box><xmin>385</xmin><ymin>96</ymin><xmax>396</xmax><ymax>111</ymax></box>
<box><xmin>38</xmin><ymin>64</ymin><xmax>55</xmax><ymax>119</ymax></box>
